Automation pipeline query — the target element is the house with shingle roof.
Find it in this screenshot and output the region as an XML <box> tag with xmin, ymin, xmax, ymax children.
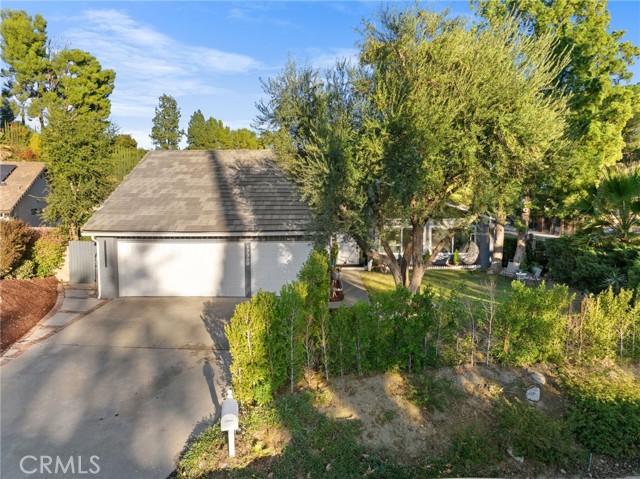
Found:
<box><xmin>0</xmin><ymin>162</ymin><xmax>49</xmax><ymax>226</ymax></box>
<box><xmin>82</xmin><ymin>149</ymin><xmax>313</xmax><ymax>299</ymax></box>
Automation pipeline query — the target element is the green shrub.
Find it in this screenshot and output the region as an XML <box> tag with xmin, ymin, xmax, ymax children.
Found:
<box><xmin>578</xmin><ymin>288</ymin><xmax>639</xmax><ymax>360</ymax></box>
<box><xmin>448</xmin><ymin>426</ymin><xmax>500</xmax><ymax>476</ymax></box>
<box><xmin>546</xmin><ymin>235</ymin><xmax>640</xmax><ymax>293</ymax></box>
<box><xmin>226</xmin><ymin>291</ymin><xmax>280</xmax><ymax>406</ymax></box>
<box><xmin>495</xmin><ymin>397</ymin><xmax>575</xmax><ymax>466</ymax></box>
<box><xmin>407</xmin><ymin>373</ymin><xmax>460</xmax><ymax>412</ymax></box>
<box><xmin>561</xmin><ymin>365</ymin><xmax>640</xmax><ymax>457</ymax></box>
<box><xmin>32</xmin><ymin>228</ymin><xmax>68</xmax><ymax>277</ymax></box>
<box><xmin>12</xmin><ymin>259</ymin><xmax>35</xmax><ymax>279</ymax></box>
<box><xmin>571</xmin><ymin>251</ymin><xmax>615</xmax><ymax>293</ymax></box>
<box><xmin>545</xmin><ymin>235</ymin><xmax>577</xmax><ymax>284</ymax></box>
<box><xmin>0</xmin><ymin>218</ymin><xmax>34</xmax><ymax>278</ymax></box>
<box><xmin>494</xmin><ymin>282</ymin><xmax>573</xmax><ymax>365</ymax></box>
<box><xmin>276</xmin><ymin>281</ymin><xmax>307</xmax><ymax>393</ymax></box>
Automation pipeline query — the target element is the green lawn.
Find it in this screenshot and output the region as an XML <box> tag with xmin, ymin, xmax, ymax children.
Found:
<box><xmin>361</xmin><ymin>269</ymin><xmax>516</xmax><ymax>309</ymax></box>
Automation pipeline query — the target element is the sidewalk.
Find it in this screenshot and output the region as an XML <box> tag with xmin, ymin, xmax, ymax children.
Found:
<box><xmin>0</xmin><ymin>283</ymin><xmax>107</xmax><ymax>366</ymax></box>
<box><xmin>330</xmin><ymin>267</ymin><xmax>370</xmax><ymax>310</ymax></box>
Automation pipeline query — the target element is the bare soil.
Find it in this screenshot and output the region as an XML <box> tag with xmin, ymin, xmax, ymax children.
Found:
<box><xmin>316</xmin><ymin>365</ymin><xmax>640</xmax><ymax>478</ymax></box>
<box><xmin>0</xmin><ymin>276</ymin><xmax>58</xmax><ymax>352</ymax></box>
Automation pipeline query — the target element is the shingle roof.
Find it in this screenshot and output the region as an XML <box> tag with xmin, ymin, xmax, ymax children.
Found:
<box><xmin>0</xmin><ymin>162</ymin><xmax>46</xmax><ymax>215</ymax></box>
<box><xmin>82</xmin><ymin>150</ymin><xmax>311</xmax><ymax>235</ymax></box>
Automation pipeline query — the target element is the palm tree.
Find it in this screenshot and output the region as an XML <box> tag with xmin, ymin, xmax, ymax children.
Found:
<box><xmin>579</xmin><ymin>167</ymin><xmax>640</xmax><ymax>243</ymax></box>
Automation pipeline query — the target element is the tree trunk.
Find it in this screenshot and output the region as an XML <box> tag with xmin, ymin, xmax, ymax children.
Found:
<box><xmin>513</xmin><ymin>196</ymin><xmax>530</xmax><ymax>264</ymax></box>
<box><xmin>381</xmin><ymin>239</ymin><xmax>403</xmax><ymax>287</ymax></box>
<box><xmin>408</xmin><ymin>218</ymin><xmax>426</xmax><ymax>294</ymax></box>
<box><xmin>491</xmin><ymin>204</ymin><xmax>506</xmax><ymax>274</ymax></box>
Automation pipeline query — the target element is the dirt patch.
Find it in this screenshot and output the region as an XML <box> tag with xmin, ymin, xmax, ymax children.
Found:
<box><xmin>0</xmin><ymin>276</ymin><xmax>58</xmax><ymax>352</ymax></box>
<box><xmin>316</xmin><ymin>365</ymin><xmax>569</xmax><ymax>465</ymax></box>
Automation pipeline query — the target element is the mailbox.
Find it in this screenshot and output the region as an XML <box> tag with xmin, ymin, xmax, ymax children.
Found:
<box><xmin>221</xmin><ymin>391</ymin><xmax>239</xmax><ymax>432</ymax></box>
<box><xmin>220</xmin><ymin>389</ymin><xmax>239</xmax><ymax>457</ymax></box>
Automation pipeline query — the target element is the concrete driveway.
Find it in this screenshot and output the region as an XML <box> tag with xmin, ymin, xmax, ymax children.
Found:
<box><xmin>1</xmin><ymin>297</ymin><xmax>244</xmax><ymax>479</ymax></box>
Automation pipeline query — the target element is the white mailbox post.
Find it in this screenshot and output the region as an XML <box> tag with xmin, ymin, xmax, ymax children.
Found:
<box><xmin>220</xmin><ymin>389</ymin><xmax>239</xmax><ymax>457</ymax></box>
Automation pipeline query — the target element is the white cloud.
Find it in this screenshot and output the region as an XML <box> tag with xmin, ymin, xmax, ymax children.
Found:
<box><xmin>62</xmin><ymin>9</ymin><xmax>263</xmax><ymax>126</ymax></box>
<box><xmin>306</xmin><ymin>47</ymin><xmax>358</xmax><ymax>70</ymax></box>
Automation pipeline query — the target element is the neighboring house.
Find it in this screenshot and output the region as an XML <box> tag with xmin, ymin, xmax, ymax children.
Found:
<box><xmin>0</xmin><ymin>162</ymin><xmax>49</xmax><ymax>226</ymax></box>
<box><xmin>82</xmin><ymin>150</ymin><xmax>313</xmax><ymax>299</ymax></box>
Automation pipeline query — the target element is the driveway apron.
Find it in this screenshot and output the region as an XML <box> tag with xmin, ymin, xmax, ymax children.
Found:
<box><xmin>1</xmin><ymin>297</ymin><xmax>243</xmax><ymax>479</ymax></box>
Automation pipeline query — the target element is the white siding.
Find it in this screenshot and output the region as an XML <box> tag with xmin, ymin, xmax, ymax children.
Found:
<box><xmin>251</xmin><ymin>241</ymin><xmax>312</xmax><ymax>294</ymax></box>
<box><xmin>117</xmin><ymin>240</ymin><xmax>244</xmax><ymax>297</ymax></box>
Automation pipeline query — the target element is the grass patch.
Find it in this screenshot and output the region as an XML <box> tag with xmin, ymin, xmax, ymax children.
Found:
<box><xmin>406</xmin><ymin>372</ymin><xmax>461</xmax><ymax>412</ymax></box>
<box><xmin>559</xmin><ymin>361</ymin><xmax>640</xmax><ymax>458</ymax></box>
<box><xmin>173</xmin><ymin>391</ymin><xmax>448</xmax><ymax>478</ymax></box>
<box><xmin>361</xmin><ymin>269</ymin><xmax>513</xmax><ymax>310</ymax></box>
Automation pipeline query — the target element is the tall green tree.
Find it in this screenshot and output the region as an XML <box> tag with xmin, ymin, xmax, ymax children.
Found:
<box><xmin>1</xmin><ymin>9</ymin><xmax>115</xmax><ymax>128</ymax></box>
<box><xmin>622</xmin><ymin>84</ymin><xmax>640</xmax><ymax>165</ymax></box>
<box><xmin>41</xmin><ymin>108</ymin><xmax>114</xmax><ymax>240</ymax></box>
<box><xmin>150</xmin><ymin>94</ymin><xmax>183</xmax><ymax>150</ymax></box>
<box><xmin>257</xmin><ymin>7</ymin><xmax>569</xmax><ymax>292</ymax></box>
<box><xmin>474</xmin><ymin>0</ymin><xmax>640</xmax><ymax>204</ymax></box>
<box><xmin>186</xmin><ymin>109</ymin><xmax>208</xmax><ymax>149</ymax></box>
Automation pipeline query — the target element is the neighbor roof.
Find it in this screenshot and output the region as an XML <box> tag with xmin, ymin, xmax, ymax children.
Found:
<box><xmin>82</xmin><ymin>150</ymin><xmax>311</xmax><ymax>236</ymax></box>
<box><xmin>0</xmin><ymin>162</ymin><xmax>46</xmax><ymax>215</ymax></box>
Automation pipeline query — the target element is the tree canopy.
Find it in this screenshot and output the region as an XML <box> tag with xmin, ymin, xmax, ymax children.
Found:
<box><xmin>474</xmin><ymin>0</ymin><xmax>640</xmax><ymax>207</ymax></box>
<box><xmin>187</xmin><ymin>109</ymin><xmax>264</xmax><ymax>149</ymax></box>
<box><xmin>1</xmin><ymin>9</ymin><xmax>115</xmax><ymax>128</ymax></box>
<box><xmin>257</xmin><ymin>7</ymin><xmax>569</xmax><ymax>292</ymax></box>
<box><xmin>150</xmin><ymin>94</ymin><xmax>184</xmax><ymax>150</ymax></box>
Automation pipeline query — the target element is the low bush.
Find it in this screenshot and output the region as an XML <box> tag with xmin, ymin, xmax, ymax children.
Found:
<box><xmin>448</xmin><ymin>426</ymin><xmax>500</xmax><ymax>476</ymax></box>
<box><xmin>32</xmin><ymin>228</ymin><xmax>67</xmax><ymax>277</ymax></box>
<box><xmin>495</xmin><ymin>397</ymin><xmax>576</xmax><ymax>467</ymax></box>
<box><xmin>561</xmin><ymin>364</ymin><xmax>640</xmax><ymax>457</ymax></box>
<box><xmin>0</xmin><ymin>218</ymin><xmax>34</xmax><ymax>278</ymax></box>
<box><xmin>577</xmin><ymin>288</ymin><xmax>640</xmax><ymax>360</ymax></box>
<box><xmin>12</xmin><ymin>259</ymin><xmax>35</xmax><ymax>279</ymax></box>
<box><xmin>226</xmin><ymin>291</ymin><xmax>280</xmax><ymax>406</ymax></box>
<box><xmin>546</xmin><ymin>235</ymin><xmax>640</xmax><ymax>293</ymax></box>
<box><xmin>494</xmin><ymin>282</ymin><xmax>573</xmax><ymax>365</ymax></box>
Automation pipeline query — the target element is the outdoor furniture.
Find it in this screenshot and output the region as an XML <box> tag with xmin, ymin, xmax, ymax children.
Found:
<box><xmin>500</xmin><ymin>261</ymin><xmax>520</xmax><ymax>278</ymax></box>
<box><xmin>524</xmin><ymin>266</ymin><xmax>543</xmax><ymax>285</ymax></box>
<box><xmin>515</xmin><ymin>271</ymin><xmax>527</xmax><ymax>283</ymax></box>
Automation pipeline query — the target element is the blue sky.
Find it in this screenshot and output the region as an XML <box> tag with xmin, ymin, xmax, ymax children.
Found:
<box><xmin>4</xmin><ymin>1</ymin><xmax>640</xmax><ymax>149</ymax></box>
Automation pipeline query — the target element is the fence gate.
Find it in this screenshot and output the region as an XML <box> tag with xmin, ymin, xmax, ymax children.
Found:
<box><xmin>69</xmin><ymin>240</ymin><xmax>96</xmax><ymax>283</ymax></box>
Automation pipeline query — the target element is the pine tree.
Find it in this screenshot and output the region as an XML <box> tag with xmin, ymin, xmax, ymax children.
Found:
<box><xmin>150</xmin><ymin>94</ymin><xmax>183</xmax><ymax>150</ymax></box>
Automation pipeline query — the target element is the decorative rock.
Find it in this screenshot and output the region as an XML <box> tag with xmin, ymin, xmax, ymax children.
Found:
<box><xmin>530</xmin><ymin>371</ymin><xmax>546</xmax><ymax>385</ymax></box>
<box><xmin>526</xmin><ymin>386</ymin><xmax>541</xmax><ymax>402</ymax></box>
<box><xmin>507</xmin><ymin>447</ymin><xmax>525</xmax><ymax>464</ymax></box>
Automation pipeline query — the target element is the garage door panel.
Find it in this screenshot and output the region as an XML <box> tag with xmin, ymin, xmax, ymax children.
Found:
<box><xmin>251</xmin><ymin>242</ymin><xmax>312</xmax><ymax>294</ymax></box>
<box><xmin>118</xmin><ymin>240</ymin><xmax>244</xmax><ymax>297</ymax></box>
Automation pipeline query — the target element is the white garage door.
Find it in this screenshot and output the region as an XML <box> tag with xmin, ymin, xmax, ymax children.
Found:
<box><xmin>117</xmin><ymin>240</ymin><xmax>245</xmax><ymax>297</ymax></box>
<box><xmin>251</xmin><ymin>241</ymin><xmax>313</xmax><ymax>294</ymax></box>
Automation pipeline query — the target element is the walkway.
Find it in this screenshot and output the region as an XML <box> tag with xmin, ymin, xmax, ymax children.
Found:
<box><xmin>1</xmin><ymin>284</ymin><xmax>107</xmax><ymax>366</ymax></box>
<box><xmin>330</xmin><ymin>267</ymin><xmax>370</xmax><ymax>309</ymax></box>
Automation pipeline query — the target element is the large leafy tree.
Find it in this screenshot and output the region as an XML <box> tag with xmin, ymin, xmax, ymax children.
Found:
<box><xmin>41</xmin><ymin>107</ymin><xmax>114</xmax><ymax>240</ymax></box>
<box><xmin>474</xmin><ymin>0</ymin><xmax>640</xmax><ymax>206</ymax></box>
<box><xmin>150</xmin><ymin>94</ymin><xmax>183</xmax><ymax>150</ymax></box>
<box><xmin>257</xmin><ymin>7</ymin><xmax>569</xmax><ymax>292</ymax></box>
<box><xmin>1</xmin><ymin>9</ymin><xmax>115</xmax><ymax>128</ymax></box>
<box><xmin>622</xmin><ymin>84</ymin><xmax>640</xmax><ymax>164</ymax></box>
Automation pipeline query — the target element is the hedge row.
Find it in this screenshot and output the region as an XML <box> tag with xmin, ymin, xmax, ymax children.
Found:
<box><xmin>0</xmin><ymin>218</ymin><xmax>67</xmax><ymax>279</ymax></box>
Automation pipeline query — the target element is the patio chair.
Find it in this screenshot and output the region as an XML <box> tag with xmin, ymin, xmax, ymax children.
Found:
<box><xmin>500</xmin><ymin>261</ymin><xmax>520</xmax><ymax>278</ymax></box>
<box><xmin>524</xmin><ymin>266</ymin><xmax>543</xmax><ymax>285</ymax></box>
